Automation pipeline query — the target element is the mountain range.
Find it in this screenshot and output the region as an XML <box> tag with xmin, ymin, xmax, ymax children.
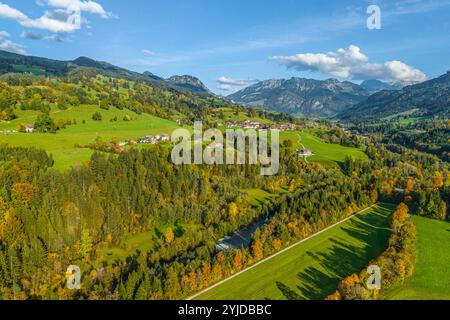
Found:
<box><xmin>227</xmin><ymin>77</ymin><xmax>371</xmax><ymax>118</ymax></box>
<box><xmin>0</xmin><ymin>49</ymin><xmax>448</xmax><ymax>121</ymax></box>
<box><xmin>360</xmin><ymin>80</ymin><xmax>403</xmax><ymax>94</ymax></box>
<box><xmin>339</xmin><ymin>71</ymin><xmax>450</xmax><ymax>122</ymax></box>
<box><xmin>228</xmin><ymin>75</ymin><xmax>449</xmax><ymax>120</ymax></box>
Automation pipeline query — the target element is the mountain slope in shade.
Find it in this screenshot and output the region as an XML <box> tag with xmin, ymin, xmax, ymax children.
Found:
<box><xmin>339</xmin><ymin>71</ymin><xmax>450</xmax><ymax>122</ymax></box>
<box><xmin>166</xmin><ymin>75</ymin><xmax>211</xmax><ymax>95</ymax></box>
<box><xmin>360</xmin><ymin>80</ymin><xmax>403</xmax><ymax>94</ymax></box>
<box><xmin>228</xmin><ymin>77</ymin><xmax>370</xmax><ymax>118</ymax></box>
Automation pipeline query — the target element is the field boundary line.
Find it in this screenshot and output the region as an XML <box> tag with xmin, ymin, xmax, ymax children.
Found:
<box><xmin>186</xmin><ymin>203</ymin><xmax>378</xmax><ymax>300</ymax></box>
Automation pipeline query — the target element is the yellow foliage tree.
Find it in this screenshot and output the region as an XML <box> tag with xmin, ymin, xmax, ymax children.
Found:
<box><xmin>165</xmin><ymin>227</ymin><xmax>175</xmax><ymax>244</ymax></box>
<box><xmin>228</xmin><ymin>202</ymin><xmax>238</xmax><ymax>218</ymax></box>
<box><xmin>433</xmin><ymin>172</ymin><xmax>444</xmax><ymax>189</ymax></box>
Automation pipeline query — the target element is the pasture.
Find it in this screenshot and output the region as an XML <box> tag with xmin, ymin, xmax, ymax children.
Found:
<box><xmin>195</xmin><ymin>203</ymin><xmax>394</xmax><ymax>300</ymax></box>
<box><xmin>0</xmin><ymin>105</ymin><xmax>179</xmax><ymax>170</ymax></box>
<box><xmin>385</xmin><ymin>216</ymin><xmax>450</xmax><ymax>300</ymax></box>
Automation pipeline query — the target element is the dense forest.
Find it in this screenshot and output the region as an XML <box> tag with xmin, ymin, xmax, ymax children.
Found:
<box><xmin>0</xmin><ymin>125</ymin><xmax>448</xmax><ymax>299</ymax></box>
<box><xmin>354</xmin><ymin>119</ymin><xmax>449</xmax><ymax>162</ymax></box>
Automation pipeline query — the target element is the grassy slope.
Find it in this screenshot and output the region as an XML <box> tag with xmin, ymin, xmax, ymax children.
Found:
<box><xmin>280</xmin><ymin>131</ymin><xmax>367</xmax><ymax>167</ymax></box>
<box><xmin>196</xmin><ymin>203</ymin><xmax>394</xmax><ymax>300</ymax></box>
<box><xmin>385</xmin><ymin>216</ymin><xmax>450</xmax><ymax>300</ymax></box>
<box><xmin>0</xmin><ymin>105</ymin><xmax>179</xmax><ymax>170</ymax></box>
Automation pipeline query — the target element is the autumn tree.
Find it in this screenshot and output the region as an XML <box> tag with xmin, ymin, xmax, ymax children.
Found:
<box><xmin>251</xmin><ymin>237</ymin><xmax>263</xmax><ymax>261</ymax></box>
<box><xmin>164</xmin><ymin>227</ymin><xmax>175</xmax><ymax>244</ymax></box>
<box><xmin>228</xmin><ymin>203</ymin><xmax>238</xmax><ymax>218</ymax></box>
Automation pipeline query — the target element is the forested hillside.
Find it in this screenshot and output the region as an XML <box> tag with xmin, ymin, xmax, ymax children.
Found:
<box><xmin>339</xmin><ymin>72</ymin><xmax>450</xmax><ymax>122</ymax></box>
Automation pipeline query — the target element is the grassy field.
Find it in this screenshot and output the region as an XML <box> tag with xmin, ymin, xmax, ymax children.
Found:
<box><xmin>196</xmin><ymin>203</ymin><xmax>394</xmax><ymax>300</ymax></box>
<box><xmin>280</xmin><ymin>131</ymin><xmax>367</xmax><ymax>166</ymax></box>
<box><xmin>385</xmin><ymin>216</ymin><xmax>450</xmax><ymax>300</ymax></box>
<box><xmin>0</xmin><ymin>105</ymin><xmax>179</xmax><ymax>170</ymax></box>
<box><xmin>95</xmin><ymin>223</ymin><xmax>203</xmax><ymax>265</ymax></box>
<box><xmin>243</xmin><ymin>188</ymin><xmax>276</xmax><ymax>206</ymax></box>
<box><xmin>96</xmin><ymin>231</ymin><xmax>156</xmax><ymax>265</ymax></box>
<box><xmin>0</xmin><ymin>104</ymin><xmax>366</xmax><ymax>170</ymax></box>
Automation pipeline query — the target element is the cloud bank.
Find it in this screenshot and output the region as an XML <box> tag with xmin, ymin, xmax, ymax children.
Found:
<box><xmin>270</xmin><ymin>45</ymin><xmax>427</xmax><ymax>85</ymax></box>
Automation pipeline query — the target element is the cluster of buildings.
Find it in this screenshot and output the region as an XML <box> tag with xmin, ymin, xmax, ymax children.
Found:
<box><xmin>224</xmin><ymin>120</ymin><xmax>297</xmax><ymax>131</ymax></box>
<box><xmin>296</xmin><ymin>148</ymin><xmax>314</xmax><ymax>157</ymax></box>
<box><xmin>119</xmin><ymin>133</ymin><xmax>170</xmax><ymax>147</ymax></box>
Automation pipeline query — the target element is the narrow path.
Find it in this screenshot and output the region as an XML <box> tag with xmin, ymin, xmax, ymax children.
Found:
<box><xmin>186</xmin><ymin>204</ymin><xmax>377</xmax><ymax>300</ymax></box>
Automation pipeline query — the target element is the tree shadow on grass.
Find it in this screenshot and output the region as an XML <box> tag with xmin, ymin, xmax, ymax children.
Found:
<box><xmin>276</xmin><ymin>281</ymin><xmax>302</xmax><ymax>300</ymax></box>
<box><xmin>276</xmin><ymin>212</ymin><xmax>391</xmax><ymax>300</ymax></box>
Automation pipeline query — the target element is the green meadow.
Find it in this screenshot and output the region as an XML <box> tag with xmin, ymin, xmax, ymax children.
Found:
<box><xmin>196</xmin><ymin>203</ymin><xmax>394</xmax><ymax>300</ymax></box>
<box><xmin>95</xmin><ymin>223</ymin><xmax>203</xmax><ymax>265</ymax></box>
<box><xmin>385</xmin><ymin>216</ymin><xmax>450</xmax><ymax>300</ymax></box>
<box><xmin>280</xmin><ymin>130</ymin><xmax>367</xmax><ymax>166</ymax></box>
<box><xmin>0</xmin><ymin>105</ymin><xmax>179</xmax><ymax>170</ymax></box>
<box><xmin>0</xmin><ymin>103</ymin><xmax>366</xmax><ymax>171</ymax></box>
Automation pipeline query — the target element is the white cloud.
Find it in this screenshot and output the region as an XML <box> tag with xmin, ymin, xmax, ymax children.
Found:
<box><xmin>217</xmin><ymin>84</ymin><xmax>236</xmax><ymax>94</ymax></box>
<box><xmin>0</xmin><ymin>39</ymin><xmax>27</xmax><ymax>55</ymax></box>
<box><xmin>0</xmin><ymin>28</ymin><xmax>26</xmax><ymax>54</ymax></box>
<box><xmin>216</xmin><ymin>76</ymin><xmax>259</xmax><ymax>94</ymax></box>
<box><xmin>270</xmin><ymin>45</ymin><xmax>427</xmax><ymax>85</ymax></box>
<box><xmin>217</xmin><ymin>76</ymin><xmax>258</xmax><ymax>86</ymax></box>
<box><xmin>46</xmin><ymin>0</ymin><xmax>112</xmax><ymax>19</ymax></box>
<box><xmin>142</xmin><ymin>49</ymin><xmax>157</xmax><ymax>56</ymax></box>
<box><xmin>0</xmin><ymin>30</ymin><xmax>10</xmax><ymax>38</ymax></box>
<box><xmin>0</xmin><ymin>1</ymin><xmax>112</xmax><ymax>33</ymax></box>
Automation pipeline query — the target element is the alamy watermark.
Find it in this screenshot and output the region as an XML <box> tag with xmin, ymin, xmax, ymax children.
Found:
<box><xmin>66</xmin><ymin>265</ymin><xmax>81</xmax><ymax>290</ymax></box>
<box><xmin>367</xmin><ymin>5</ymin><xmax>381</xmax><ymax>30</ymax></box>
<box><xmin>170</xmin><ymin>121</ymin><xmax>280</xmax><ymax>176</ymax></box>
<box><xmin>366</xmin><ymin>265</ymin><xmax>381</xmax><ymax>290</ymax></box>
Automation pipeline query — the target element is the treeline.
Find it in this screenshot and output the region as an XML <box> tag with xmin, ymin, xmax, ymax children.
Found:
<box><xmin>327</xmin><ymin>203</ymin><xmax>416</xmax><ymax>300</ymax></box>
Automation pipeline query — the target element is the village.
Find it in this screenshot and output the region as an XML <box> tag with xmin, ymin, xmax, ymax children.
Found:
<box><xmin>119</xmin><ymin>133</ymin><xmax>171</xmax><ymax>147</ymax></box>
<box><xmin>223</xmin><ymin>120</ymin><xmax>298</xmax><ymax>131</ymax></box>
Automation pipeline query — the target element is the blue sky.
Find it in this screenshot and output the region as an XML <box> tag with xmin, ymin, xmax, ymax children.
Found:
<box><xmin>0</xmin><ymin>0</ymin><xmax>449</xmax><ymax>94</ymax></box>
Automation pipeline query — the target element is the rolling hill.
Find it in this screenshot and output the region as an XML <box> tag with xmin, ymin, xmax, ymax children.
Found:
<box><xmin>0</xmin><ymin>50</ymin><xmax>213</xmax><ymax>95</ymax></box>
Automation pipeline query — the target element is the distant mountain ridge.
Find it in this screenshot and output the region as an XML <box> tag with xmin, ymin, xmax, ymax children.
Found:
<box><xmin>166</xmin><ymin>75</ymin><xmax>211</xmax><ymax>94</ymax></box>
<box><xmin>339</xmin><ymin>71</ymin><xmax>450</xmax><ymax>122</ymax></box>
<box><xmin>360</xmin><ymin>80</ymin><xmax>403</xmax><ymax>94</ymax></box>
<box><xmin>0</xmin><ymin>50</ymin><xmax>212</xmax><ymax>95</ymax></box>
<box><xmin>228</xmin><ymin>77</ymin><xmax>371</xmax><ymax>118</ymax></box>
